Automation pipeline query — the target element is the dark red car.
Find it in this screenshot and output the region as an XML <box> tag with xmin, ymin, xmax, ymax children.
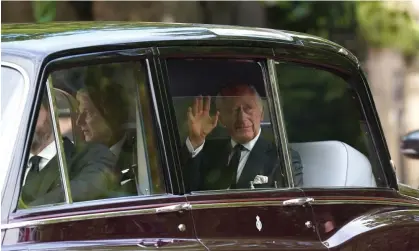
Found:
<box><xmin>1</xmin><ymin>22</ymin><xmax>419</xmax><ymax>251</ymax></box>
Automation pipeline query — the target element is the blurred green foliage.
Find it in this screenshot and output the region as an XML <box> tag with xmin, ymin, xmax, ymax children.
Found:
<box><xmin>276</xmin><ymin>62</ymin><xmax>368</xmax><ymax>155</ymax></box>
<box><xmin>356</xmin><ymin>1</ymin><xmax>419</xmax><ymax>56</ymax></box>
<box><xmin>32</xmin><ymin>1</ymin><xmax>56</xmax><ymax>23</ymax></box>
<box><xmin>266</xmin><ymin>1</ymin><xmax>419</xmax><ymax>56</ymax></box>
<box><xmin>267</xmin><ymin>1</ymin><xmax>357</xmax><ymax>44</ymax></box>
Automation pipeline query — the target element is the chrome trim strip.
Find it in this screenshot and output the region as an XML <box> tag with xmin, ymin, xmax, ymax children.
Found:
<box><xmin>259</xmin><ymin>60</ymin><xmax>287</xmax><ymax>188</ymax></box>
<box><xmin>267</xmin><ymin>59</ymin><xmax>294</xmax><ymax>186</ymax></box>
<box><xmin>311</xmin><ymin>199</ymin><xmax>419</xmax><ymax>207</ymax></box>
<box><xmin>46</xmin><ymin>77</ymin><xmax>73</xmax><ymax>204</ymax></box>
<box><xmin>145</xmin><ymin>58</ymin><xmax>173</xmax><ymax>192</ymax></box>
<box><xmin>2</xmin><ymin>207</ymin><xmax>156</xmax><ymax>230</ymax></box>
<box><xmin>191</xmin><ymin>200</ymin><xmax>288</xmax><ymax>210</ymax></box>
<box><xmin>12</xmin><ymin>193</ymin><xmax>174</xmax><ymax>216</ymax></box>
<box><xmin>3</xmin><ymin>198</ymin><xmax>418</xmax><ymax>230</ymax></box>
<box><xmin>190</xmin><ymin>198</ymin><xmax>419</xmax><ymax>210</ymax></box>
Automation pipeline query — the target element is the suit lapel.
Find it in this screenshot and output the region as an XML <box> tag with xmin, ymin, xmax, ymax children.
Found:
<box><xmin>204</xmin><ymin>139</ymin><xmax>232</xmax><ymax>190</ymax></box>
<box><xmin>35</xmin><ymin>157</ymin><xmax>61</xmax><ymax>198</ymax></box>
<box><xmin>236</xmin><ymin>137</ymin><xmax>270</xmax><ymax>188</ymax></box>
<box><xmin>35</xmin><ymin>138</ymin><xmax>75</xmax><ymax>197</ymax></box>
<box><xmin>21</xmin><ymin>167</ymin><xmax>43</xmax><ymax>202</ymax></box>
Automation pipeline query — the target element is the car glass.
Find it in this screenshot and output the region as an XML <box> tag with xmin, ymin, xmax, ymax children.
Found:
<box><xmin>0</xmin><ymin>66</ymin><xmax>28</xmax><ymax>195</ymax></box>
<box><xmin>275</xmin><ymin>61</ymin><xmax>387</xmax><ymax>188</ymax></box>
<box><xmin>17</xmin><ymin>62</ymin><xmax>165</xmax><ymax>210</ymax></box>
<box><xmin>167</xmin><ymin>58</ymin><xmax>295</xmax><ymax>192</ymax></box>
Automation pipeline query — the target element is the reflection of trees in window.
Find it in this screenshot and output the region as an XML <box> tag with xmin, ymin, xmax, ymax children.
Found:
<box><xmin>277</xmin><ymin>63</ymin><xmax>368</xmax><ymax>155</ymax></box>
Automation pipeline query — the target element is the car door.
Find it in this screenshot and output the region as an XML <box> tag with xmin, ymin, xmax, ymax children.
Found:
<box><xmin>1</xmin><ymin>50</ymin><xmax>204</xmax><ymax>251</ymax></box>
<box><xmin>158</xmin><ymin>47</ymin><xmax>327</xmax><ymax>250</ymax></box>
<box><xmin>272</xmin><ymin>53</ymin><xmax>419</xmax><ymax>250</ymax></box>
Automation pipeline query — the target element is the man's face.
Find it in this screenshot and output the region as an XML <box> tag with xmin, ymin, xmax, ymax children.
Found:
<box><xmin>31</xmin><ymin>104</ymin><xmax>53</xmax><ymax>153</ymax></box>
<box><xmin>219</xmin><ymin>92</ymin><xmax>263</xmax><ymax>144</ymax></box>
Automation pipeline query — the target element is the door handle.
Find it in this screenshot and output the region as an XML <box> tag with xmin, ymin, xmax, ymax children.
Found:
<box><xmin>155</xmin><ymin>203</ymin><xmax>191</xmax><ymax>213</ymax></box>
<box><xmin>137</xmin><ymin>239</ymin><xmax>174</xmax><ymax>248</ymax></box>
<box><xmin>137</xmin><ymin>240</ymin><xmax>159</xmax><ymax>248</ymax></box>
<box><xmin>283</xmin><ymin>197</ymin><xmax>314</xmax><ymax>206</ymax></box>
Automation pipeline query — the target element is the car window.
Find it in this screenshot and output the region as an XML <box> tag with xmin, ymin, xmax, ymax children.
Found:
<box><xmin>275</xmin><ymin>61</ymin><xmax>385</xmax><ymax>188</ymax></box>
<box><xmin>167</xmin><ymin>58</ymin><xmax>293</xmax><ymax>192</ymax></box>
<box><xmin>0</xmin><ymin>65</ymin><xmax>29</xmax><ymax>196</ymax></box>
<box><xmin>17</xmin><ymin>61</ymin><xmax>165</xmax><ymax>210</ymax></box>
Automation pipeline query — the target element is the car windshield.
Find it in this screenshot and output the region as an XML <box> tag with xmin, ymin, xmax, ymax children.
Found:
<box><xmin>0</xmin><ymin>65</ymin><xmax>28</xmax><ymax>196</ymax></box>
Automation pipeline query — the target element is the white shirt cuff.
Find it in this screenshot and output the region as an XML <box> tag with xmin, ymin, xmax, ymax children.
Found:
<box><xmin>186</xmin><ymin>137</ymin><xmax>205</xmax><ymax>158</ymax></box>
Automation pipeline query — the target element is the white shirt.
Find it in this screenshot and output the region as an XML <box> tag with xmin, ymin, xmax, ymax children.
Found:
<box><xmin>186</xmin><ymin>129</ymin><xmax>262</xmax><ymax>182</ymax></box>
<box><xmin>24</xmin><ymin>141</ymin><xmax>57</xmax><ymax>185</ymax></box>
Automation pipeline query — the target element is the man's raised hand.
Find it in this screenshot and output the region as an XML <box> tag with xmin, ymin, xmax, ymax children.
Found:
<box><xmin>187</xmin><ymin>96</ymin><xmax>219</xmax><ymax>149</ymax></box>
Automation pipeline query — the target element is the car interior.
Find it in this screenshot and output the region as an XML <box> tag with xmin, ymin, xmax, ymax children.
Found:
<box><xmin>46</xmin><ymin>56</ymin><xmax>379</xmax><ymax>202</ymax></box>
<box><xmin>51</xmin><ymin>74</ymin><xmax>142</xmax><ymax>198</ymax></box>
<box><xmin>167</xmin><ymin>58</ymin><xmax>378</xmax><ymax>189</ymax></box>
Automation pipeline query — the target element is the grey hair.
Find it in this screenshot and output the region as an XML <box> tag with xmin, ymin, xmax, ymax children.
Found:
<box><xmin>215</xmin><ymin>84</ymin><xmax>263</xmax><ymax>112</ymax></box>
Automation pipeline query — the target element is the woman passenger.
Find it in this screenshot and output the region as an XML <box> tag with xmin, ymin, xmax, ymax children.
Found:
<box><xmin>75</xmin><ymin>65</ymin><xmax>137</xmax><ymax>195</ymax></box>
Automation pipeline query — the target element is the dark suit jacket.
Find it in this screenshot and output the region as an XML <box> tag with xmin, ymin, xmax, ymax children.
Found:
<box><xmin>21</xmin><ymin>138</ymin><xmax>120</xmax><ymax>207</ymax></box>
<box><xmin>113</xmin><ymin>141</ymin><xmax>138</xmax><ymax>196</ymax></box>
<box><xmin>181</xmin><ymin>136</ymin><xmax>303</xmax><ymax>191</ymax></box>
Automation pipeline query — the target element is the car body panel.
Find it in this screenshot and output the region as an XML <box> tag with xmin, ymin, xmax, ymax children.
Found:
<box><xmin>300</xmin><ymin>188</ymin><xmax>419</xmax><ymax>249</ymax></box>
<box><xmin>186</xmin><ymin>189</ymin><xmax>327</xmax><ymax>250</ymax></box>
<box><xmin>2</xmin><ymin>196</ymin><xmax>203</xmax><ymax>250</ymax></box>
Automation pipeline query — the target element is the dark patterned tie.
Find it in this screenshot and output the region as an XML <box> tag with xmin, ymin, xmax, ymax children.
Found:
<box><xmin>229</xmin><ymin>144</ymin><xmax>245</xmax><ymax>189</ymax></box>
<box><xmin>29</xmin><ymin>155</ymin><xmax>42</xmax><ymax>172</ymax></box>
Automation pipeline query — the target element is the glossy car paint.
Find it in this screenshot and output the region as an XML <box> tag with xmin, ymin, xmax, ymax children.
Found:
<box><xmin>186</xmin><ymin>189</ymin><xmax>326</xmax><ymax>250</ymax></box>
<box><xmin>2</xmin><ymin>22</ymin><xmax>419</xmax><ymax>251</ymax></box>
<box><xmin>3</xmin><ymin>196</ymin><xmax>203</xmax><ymax>251</ymax></box>
<box><xmin>301</xmin><ymin>189</ymin><xmax>419</xmax><ymax>249</ymax></box>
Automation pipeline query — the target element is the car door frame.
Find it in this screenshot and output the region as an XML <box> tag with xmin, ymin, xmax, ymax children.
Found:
<box><xmin>156</xmin><ymin>45</ymin><xmax>326</xmax><ymax>250</ymax></box>
<box><xmin>1</xmin><ymin>54</ymin><xmax>39</xmax><ymax>226</ymax></box>
<box><xmin>1</xmin><ymin>47</ymin><xmax>203</xmax><ymax>251</ymax></box>
<box><xmin>270</xmin><ymin>46</ymin><xmax>419</xmax><ymax>250</ymax></box>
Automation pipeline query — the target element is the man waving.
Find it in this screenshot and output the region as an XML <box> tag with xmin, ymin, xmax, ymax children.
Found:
<box><xmin>181</xmin><ymin>83</ymin><xmax>303</xmax><ymax>191</ymax></box>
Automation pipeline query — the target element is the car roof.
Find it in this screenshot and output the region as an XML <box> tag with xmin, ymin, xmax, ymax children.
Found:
<box><xmin>1</xmin><ymin>22</ymin><xmax>355</xmax><ymax>62</ymax></box>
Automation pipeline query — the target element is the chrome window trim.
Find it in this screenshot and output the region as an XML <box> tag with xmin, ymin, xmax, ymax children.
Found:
<box><xmin>189</xmin><ymin>199</ymin><xmax>419</xmax><ymax>210</ymax></box>
<box><xmin>11</xmin><ymin>193</ymin><xmax>175</xmax><ymax>217</ymax></box>
<box><xmin>3</xmin><ymin>206</ymin><xmax>157</xmax><ymax>230</ymax></box>
<box><xmin>146</xmin><ymin>58</ymin><xmax>174</xmax><ymax>192</ymax></box>
<box><xmin>3</xmin><ymin>196</ymin><xmax>418</xmax><ymax>230</ymax></box>
<box><xmin>45</xmin><ymin>78</ymin><xmax>72</xmax><ymax>204</ymax></box>
<box><xmin>259</xmin><ymin>60</ymin><xmax>290</xmax><ymax>188</ymax></box>
<box><xmin>266</xmin><ymin>59</ymin><xmax>294</xmax><ymax>186</ymax></box>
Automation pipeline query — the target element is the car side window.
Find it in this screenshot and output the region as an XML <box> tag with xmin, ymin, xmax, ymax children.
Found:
<box><xmin>275</xmin><ymin>61</ymin><xmax>385</xmax><ymax>188</ymax></box>
<box><xmin>17</xmin><ymin>62</ymin><xmax>165</xmax><ymax>210</ymax></box>
<box><xmin>167</xmin><ymin>58</ymin><xmax>294</xmax><ymax>193</ymax></box>
<box><xmin>1</xmin><ymin>65</ymin><xmax>29</xmax><ymax>196</ymax></box>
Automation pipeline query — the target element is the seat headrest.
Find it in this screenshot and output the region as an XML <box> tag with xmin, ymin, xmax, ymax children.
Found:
<box><xmin>290</xmin><ymin>141</ymin><xmax>376</xmax><ymax>187</ymax></box>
